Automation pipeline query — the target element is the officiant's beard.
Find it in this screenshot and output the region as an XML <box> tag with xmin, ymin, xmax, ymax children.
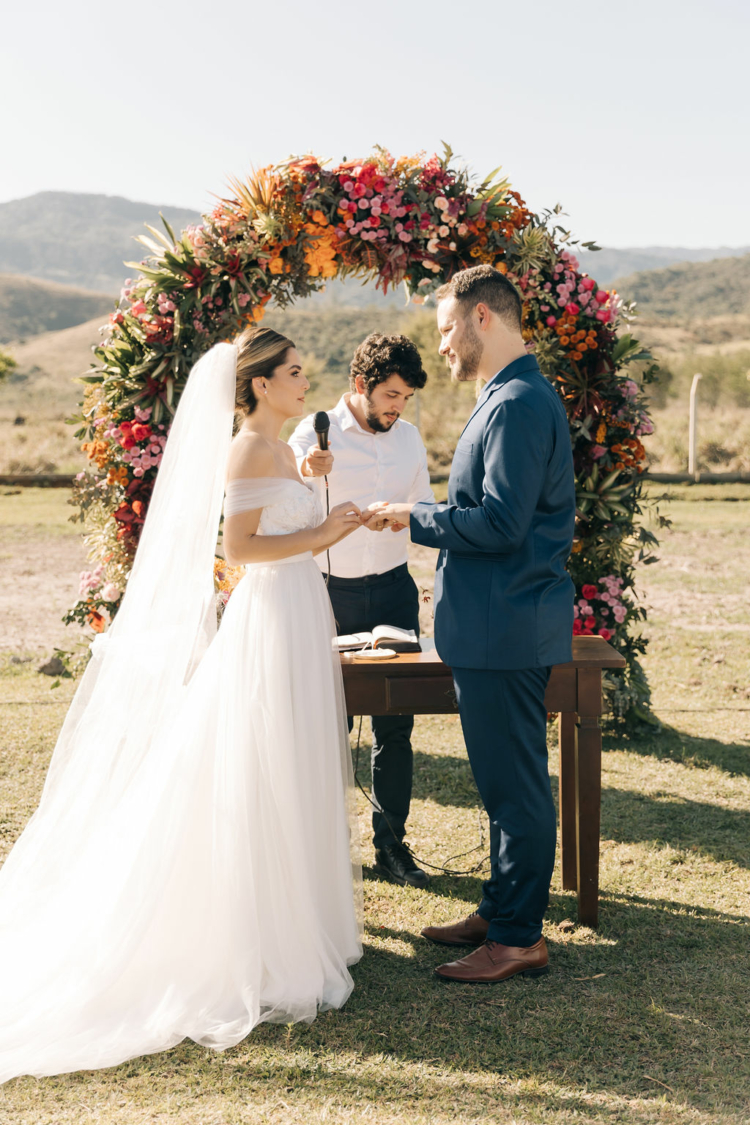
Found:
<box><xmin>363</xmin><ymin>399</ymin><xmax>398</xmax><ymax>433</ymax></box>
<box><xmin>450</xmin><ymin>320</ymin><xmax>483</xmax><ymax>382</ymax></box>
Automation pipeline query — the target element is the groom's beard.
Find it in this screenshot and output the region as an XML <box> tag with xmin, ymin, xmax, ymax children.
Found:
<box><xmin>450</xmin><ymin>320</ymin><xmax>483</xmax><ymax>382</ymax></box>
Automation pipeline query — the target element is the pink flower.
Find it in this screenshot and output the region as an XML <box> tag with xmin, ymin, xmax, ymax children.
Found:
<box><xmin>101</xmin><ymin>582</ymin><xmax>121</xmax><ymax>602</ymax></box>
<box><xmin>546</xmin><ymin>315</ymin><xmax>557</xmax><ymax>327</ymax></box>
<box><xmin>595</xmin><ymin>291</ymin><xmax>608</xmax><ymax>304</ymax></box>
<box><xmin>565</xmin><ymin>302</ymin><xmax>580</xmax><ymax>316</ymax></box>
<box><xmin>580</xmin><ymin>277</ymin><xmax>596</xmax><ymax>291</ymax></box>
<box><xmin>595</xmin><ymin>309</ymin><xmax>611</xmax><ymax>323</ymax></box>
<box><xmin>237</xmin><ymin>292</ymin><xmax>251</xmax><ymax>307</ymax></box>
<box><xmin>591</xmin><ymin>444</ymin><xmax>607</xmax><ymax>459</ymax></box>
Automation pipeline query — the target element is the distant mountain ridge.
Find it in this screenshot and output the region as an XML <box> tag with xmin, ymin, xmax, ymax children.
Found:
<box><xmin>1</xmin><ymin>190</ymin><xmax>749</xmax><ymax>304</ymax></box>
<box><xmin>0</xmin><ymin>274</ymin><xmax>112</xmax><ymax>345</ymax></box>
<box><xmin>577</xmin><ymin>245</ymin><xmax>750</xmax><ymax>286</ymax></box>
<box><xmin>0</xmin><ymin>192</ymin><xmax>201</xmax><ymax>294</ymax></box>
<box><xmin>614</xmin><ymin>253</ymin><xmax>750</xmax><ymax>320</ymax></box>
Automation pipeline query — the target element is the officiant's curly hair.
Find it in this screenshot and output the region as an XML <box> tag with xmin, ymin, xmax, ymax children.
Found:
<box><xmin>349</xmin><ymin>333</ymin><xmax>427</xmax><ymax>395</ymax></box>
<box><xmin>437</xmin><ymin>265</ymin><xmax>523</xmax><ymax>331</ymax></box>
<box><xmin>235</xmin><ymin>326</ymin><xmax>296</xmax><ymax>415</ymax></box>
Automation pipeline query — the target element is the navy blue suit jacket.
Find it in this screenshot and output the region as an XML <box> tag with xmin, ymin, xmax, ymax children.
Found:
<box><xmin>410</xmin><ymin>354</ymin><xmax>575</xmax><ymax>670</ymax></box>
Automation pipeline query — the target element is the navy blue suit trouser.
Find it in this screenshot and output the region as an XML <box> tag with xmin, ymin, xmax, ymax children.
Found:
<box><xmin>451</xmin><ymin>665</ymin><xmax>555</xmax><ymax>946</ymax></box>
<box><xmin>325</xmin><ymin>564</ymin><xmax>420</xmax><ymax>850</ymax></box>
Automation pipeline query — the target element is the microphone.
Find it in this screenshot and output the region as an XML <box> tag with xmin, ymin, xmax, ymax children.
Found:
<box><xmin>313</xmin><ymin>411</ymin><xmax>330</xmax><ymax>451</ymax></box>
<box><xmin>312</xmin><ymin>411</ymin><xmax>332</xmax><ymax>585</ymax></box>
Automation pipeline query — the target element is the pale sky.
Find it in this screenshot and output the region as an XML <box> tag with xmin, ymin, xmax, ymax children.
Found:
<box><xmin>2</xmin><ymin>0</ymin><xmax>747</xmax><ymax>248</ymax></box>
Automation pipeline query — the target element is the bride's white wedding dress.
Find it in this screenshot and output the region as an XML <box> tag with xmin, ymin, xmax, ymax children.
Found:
<box><xmin>0</xmin><ymin>344</ymin><xmax>362</xmax><ymax>1084</ymax></box>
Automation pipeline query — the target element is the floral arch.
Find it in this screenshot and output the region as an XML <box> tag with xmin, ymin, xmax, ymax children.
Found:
<box><xmin>68</xmin><ymin>146</ymin><xmax>659</xmax><ymax>720</ymax></box>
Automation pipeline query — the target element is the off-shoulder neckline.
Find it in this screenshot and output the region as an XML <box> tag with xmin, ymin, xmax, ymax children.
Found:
<box><xmin>225</xmin><ymin>476</ymin><xmax>312</xmax><ymax>490</ymax></box>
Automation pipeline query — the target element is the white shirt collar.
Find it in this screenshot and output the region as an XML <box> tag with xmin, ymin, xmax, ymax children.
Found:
<box><xmin>333</xmin><ymin>393</ymin><xmax>401</xmax><ymax>436</ymax></box>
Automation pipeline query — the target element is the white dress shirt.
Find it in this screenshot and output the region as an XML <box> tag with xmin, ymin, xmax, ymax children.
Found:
<box><xmin>289</xmin><ymin>394</ymin><xmax>434</xmax><ymax>578</ymax></box>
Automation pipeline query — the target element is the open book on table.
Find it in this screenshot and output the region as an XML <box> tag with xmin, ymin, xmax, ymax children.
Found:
<box><xmin>334</xmin><ymin>625</ymin><xmax>421</xmax><ymax>654</ymax></box>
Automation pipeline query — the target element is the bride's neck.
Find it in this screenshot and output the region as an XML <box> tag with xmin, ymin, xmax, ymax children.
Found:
<box><xmin>240</xmin><ymin>407</ymin><xmax>285</xmax><ymax>443</ymax></box>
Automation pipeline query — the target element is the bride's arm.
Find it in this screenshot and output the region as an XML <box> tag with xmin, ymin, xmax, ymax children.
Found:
<box><xmin>224</xmin><ymin>504</ymin><xmax>361</xmax><ymax>566</ymax></box>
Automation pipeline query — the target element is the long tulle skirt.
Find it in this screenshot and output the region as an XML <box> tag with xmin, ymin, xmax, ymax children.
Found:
<box><xmin>0</xmin><ymin>555</ymin><xmax>362</xmax><ymax>1082</ymax></box>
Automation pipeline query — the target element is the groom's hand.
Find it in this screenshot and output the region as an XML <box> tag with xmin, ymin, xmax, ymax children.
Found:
<box><xmin>365</xmin><ymin>502</ymin><xmax>413</xmax><ymax>531</ymax></box>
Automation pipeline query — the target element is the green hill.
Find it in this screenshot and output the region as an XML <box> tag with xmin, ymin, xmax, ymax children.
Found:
<box><xmin>578</xmin><ymin>245</ymin><xmax>749</xmax><ymax>286</ymax></box>
<box><xmin>0</xmin><ymin>192</ymin><xmax>201</xmax><ymax>294</ymax></box>
<box><xmin>0</xmin><ymin>274</ymin><xmax>113</xmax><ymax>344</ymax></box>
<box><xmin>615</xmin><ymin>253</ymin><xmax>750</xmax><ymax>320</ymax></box>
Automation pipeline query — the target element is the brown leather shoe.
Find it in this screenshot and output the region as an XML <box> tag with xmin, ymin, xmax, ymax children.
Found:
<box><xmin>421</xmin><ymin>910</ymin><xmax>490</xmax><ymax>947</ymax></box>
<box><xmin>434</xmin><ymin>937</ymin><xmax>549</xmax><ymax>983</ymax></box>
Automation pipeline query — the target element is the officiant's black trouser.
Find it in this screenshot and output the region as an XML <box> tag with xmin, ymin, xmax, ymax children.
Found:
<box><xmin>324</xmin><ymin>563</ymin><xmax>420</xmax><ymax>850</ymax></box>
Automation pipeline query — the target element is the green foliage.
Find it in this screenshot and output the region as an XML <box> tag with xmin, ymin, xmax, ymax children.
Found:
<box><xmin>0</xmin><ymin>346</ymin><xmax>17</xmax><ymax>382</ymax></box>
<box><xmin>654</xmin><ymin>348</ymin><xmax>750</xmax><ymax>409</ymax></box>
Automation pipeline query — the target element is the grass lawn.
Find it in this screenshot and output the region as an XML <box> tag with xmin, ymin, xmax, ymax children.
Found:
<box><xmin>0</xmin><ymin>487</ymin><xmax>748</xmax><ymax>1124</ymax></box>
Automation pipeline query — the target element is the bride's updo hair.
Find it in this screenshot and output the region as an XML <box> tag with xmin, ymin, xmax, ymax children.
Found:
<box><xmin>235</xmin><ymin>325</ymin><xmax>296</xmax><ymax>416</ymax></box>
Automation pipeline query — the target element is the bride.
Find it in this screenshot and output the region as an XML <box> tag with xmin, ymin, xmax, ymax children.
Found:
<box><xmin>0</xmin><ymin>326</ymin><xmax>366</xmax><ymax>1083</ymax></box>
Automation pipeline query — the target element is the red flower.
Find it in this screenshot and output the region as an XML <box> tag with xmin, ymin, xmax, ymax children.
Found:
<box><xmin>185</xmin><ymin>265</ymin><xmax>207</xmax><ymax>289</ymax></box>
<box><xmin>225</xmin><ymin>253</ymin><xmax>243</xmax><ymax>278</ymax></box>
<box><xmin>572</xmin><ymin>620</ymin><xmax>583</xmax><ymax>635</ymax></box>
<box><xmin>131</xmin><ymin>423</ymin><xmax>152</xmax><ymax>443</ymax></box>
<box><xmin>565</xmin><ymin>302</ymin><xmax>580</xmax><ymax>316</ymax></box>
<box><xmin>581</xmin><ymin>584</ymin><xmax>598</xmax><ymax>600</ymax></box>
<box><xmin>598</xmin><ymin>628</ymin><xmax>613</xmax><ymax>641</ymax></box>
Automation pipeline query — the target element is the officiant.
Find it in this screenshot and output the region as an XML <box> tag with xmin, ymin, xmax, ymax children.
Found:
<box><xmin>290</xmin><ymin>333</ymin><xmax>434</xmax><ymax>888</ymax></box>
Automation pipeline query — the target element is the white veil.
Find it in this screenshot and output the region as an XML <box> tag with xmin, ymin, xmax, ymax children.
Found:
<box><xmin>0</xmin><ymin>340</ymin><xmax>238</xmax><ymax>925</ymax></box>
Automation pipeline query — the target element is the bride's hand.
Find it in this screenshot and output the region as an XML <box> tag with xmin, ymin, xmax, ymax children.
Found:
<box><xmin>318</xmin><ymin>501</ymin><xmax>363</xmax><ymax>546</ymax></box>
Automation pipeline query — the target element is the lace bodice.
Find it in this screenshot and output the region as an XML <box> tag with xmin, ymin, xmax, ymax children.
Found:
<box><xmin>224</xmin><ymin>477</ymin><xmax>324</xmax><ymax>535</ymax></box>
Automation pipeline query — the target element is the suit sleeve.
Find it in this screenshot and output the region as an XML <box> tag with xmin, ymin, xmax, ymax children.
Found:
<box><xmin>410</xmin><ymin>398</ymin><xmax>550</xmax><ymax>554</ymax></box>
<box><xmin>287</xmin><ymin>414</ymin><xmax>317</xmax><ymax>473</ymax></box>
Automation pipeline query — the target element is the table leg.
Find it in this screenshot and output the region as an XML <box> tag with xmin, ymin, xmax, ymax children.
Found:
<box><xmin>558</xmin><ymin>711</ymin><xmax>578</xmax><ymax>891</ymax></box>
<box><xmin>575</xmin><ymin>668</ymin><xmax>603</xmax><ymax>928</ymax></box>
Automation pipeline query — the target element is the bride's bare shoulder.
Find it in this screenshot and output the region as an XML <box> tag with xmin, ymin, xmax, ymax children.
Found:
<box><xmin>227</xmin><ymin>430</ymin><xmax>275</xmax><ymax>481</ymax></box>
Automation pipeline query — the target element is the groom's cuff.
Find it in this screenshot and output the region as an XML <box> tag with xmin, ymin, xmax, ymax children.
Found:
<box><xmin>409</xmin><ymin>501</ymin><xmax>447</xmax><ymax>549</ymax></box>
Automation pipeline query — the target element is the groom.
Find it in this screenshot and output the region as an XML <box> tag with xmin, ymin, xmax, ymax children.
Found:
<box><xmin>372</xmin><ymin>265</ymin><xmax>575</xmax><ymax>982</ymax></box>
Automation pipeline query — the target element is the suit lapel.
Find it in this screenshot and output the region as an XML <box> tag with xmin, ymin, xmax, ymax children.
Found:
<box><xmin>459</xmin><ymin>354</ymin><xmax>540</xmax><ymax>437</ymax></box>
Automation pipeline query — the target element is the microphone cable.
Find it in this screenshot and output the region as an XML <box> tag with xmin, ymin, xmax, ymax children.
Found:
<box><xmin>324</xmin><ymin>472</ymin><xmax>331</xmax><ymax>589</ymax></box>
<box><xmin>352</xmin><ymin>716</ymin><xmax>490</xmax><ymax>878</ymax></box>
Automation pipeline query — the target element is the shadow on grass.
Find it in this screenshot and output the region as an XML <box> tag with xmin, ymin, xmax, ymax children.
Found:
<box><xmin>602</xmin><ymin>786</ymin><xmax>750</xmax><ymax>870</ymax></box>
<box><xmin>80</xmin><ymin>891</ymin><xmax>745</xmax><ymax>1119</ymax></box>
<box><xmin>604</xmin><ymin>722</ymin><xmax>750</xmax><ymax>779</ymax></box>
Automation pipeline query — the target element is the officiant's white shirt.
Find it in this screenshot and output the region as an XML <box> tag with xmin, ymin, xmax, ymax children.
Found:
<box><xmin>289</xmin><ymin>394</ymin><xmax>434</xmax><ymax>578</ymax></box>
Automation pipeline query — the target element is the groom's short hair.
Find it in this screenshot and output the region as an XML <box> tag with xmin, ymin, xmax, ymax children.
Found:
<box><xmin>349</xmin><ymin>333</ymin><xmax>427</xmax><ymax>394</ymax></box>
<box><xmin>437</xmin><ymin>265</ymin><xmax>523</xmax><ymax>331</ymax></box>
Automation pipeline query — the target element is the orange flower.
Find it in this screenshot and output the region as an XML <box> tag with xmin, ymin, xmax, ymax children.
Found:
<box><xmin>268</xmin><ymin>256</ymin><xmax>285</xmax><ymax>275</ymax></box>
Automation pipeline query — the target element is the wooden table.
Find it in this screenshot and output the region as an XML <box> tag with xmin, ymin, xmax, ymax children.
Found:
<box><xmin>341</xmin><ymin>635</ymin><xmax>625</xmax><ymax>928</ymax></box>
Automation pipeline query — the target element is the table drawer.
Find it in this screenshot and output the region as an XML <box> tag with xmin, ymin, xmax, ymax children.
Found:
<box><xmin>385</xmin><ymin>676</ymin><xmax>457</xmax><ymax>714</ymax></box>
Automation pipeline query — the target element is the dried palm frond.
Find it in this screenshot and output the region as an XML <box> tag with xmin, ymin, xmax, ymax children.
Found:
<box><xmin>224</xmin><ymin>166</ymin><xmax>279</xmax><ymax>219</ymax></box>
<box><xmin>511</xmin><ymin>225</ymin><xmax>553</xmax><ymax>272</ymax></box>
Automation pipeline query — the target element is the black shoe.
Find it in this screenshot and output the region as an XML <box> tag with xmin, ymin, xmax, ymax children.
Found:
<box><xmin>373</xmin><ymin>843</ymin><xmax>430</xmax><ymax>889</ymax></box>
